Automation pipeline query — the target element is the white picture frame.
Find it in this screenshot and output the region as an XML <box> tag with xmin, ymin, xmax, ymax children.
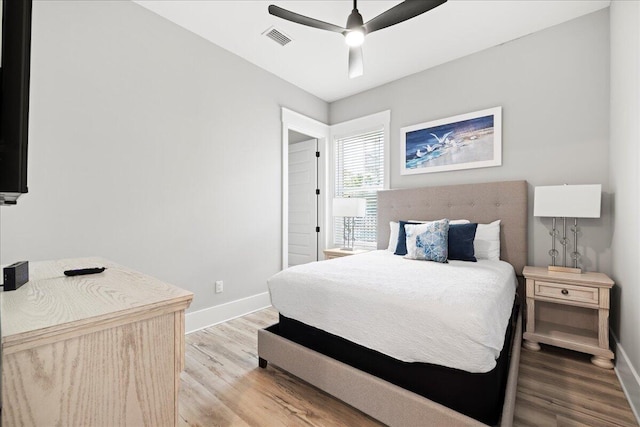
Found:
<box><xmin>400</xmin><ymin>106</ymin><xmax>502</xmax><ymax>175</ymax></box>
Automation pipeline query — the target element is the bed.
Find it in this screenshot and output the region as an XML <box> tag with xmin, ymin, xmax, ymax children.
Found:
<box><xmin>258</xmin><ymin>180</ymin><xmax>527</xmax><ymax>426</ymax></box>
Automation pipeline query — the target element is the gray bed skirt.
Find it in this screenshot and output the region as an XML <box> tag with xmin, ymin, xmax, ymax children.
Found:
<box><xmin>257</xmin><ymin>314</ymin><xmax>521</xmax><ymax>427</ymax></box>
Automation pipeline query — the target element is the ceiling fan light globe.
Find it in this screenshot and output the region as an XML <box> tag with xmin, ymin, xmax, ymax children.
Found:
<box><xmin>345</xmin><ymin>30</ymin><xmax>365</xmax><ymax>47</ymax></box>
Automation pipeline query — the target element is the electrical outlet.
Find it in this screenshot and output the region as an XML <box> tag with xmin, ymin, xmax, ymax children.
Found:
<box><xmin>215</xmin><ymin>280</ymin><xmax>223</xmax><ymax>294</ymax></box>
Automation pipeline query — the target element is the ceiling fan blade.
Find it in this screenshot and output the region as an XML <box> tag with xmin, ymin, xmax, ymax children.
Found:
<box><xmin>364</xmin><ymin>0</ymin><xmax>447</xmax><ymax>34</ymax></box>
<box><xmin>348</xmin><ymin>46</ymin><xmax>364</xmax><ymax>79</ymax></box>
<box><xmin>269</xmin><ymin>5</ymin><xmax>346</xmax><ymax>33</ymax></box>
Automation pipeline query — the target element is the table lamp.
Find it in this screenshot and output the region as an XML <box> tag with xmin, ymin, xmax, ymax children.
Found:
<box><xmin>333</xmin><ymin>197</ymin><xmax>366</xmax><ymax>251</ymax></box>
<box><xmin>533</xmin><ymin>184</ymin><xmax>601</xmax><ymax>273</ymax></box>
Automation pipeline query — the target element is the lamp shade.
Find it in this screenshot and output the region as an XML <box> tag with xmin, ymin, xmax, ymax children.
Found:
<box><xmin>333</xmin><ymin>198</ymin><xmax>366</xmax><ymax>217</ymax></box>
<box><xmin>534</xmin><ymin>184</ymin><xmax>601</xmax><ymax>218</ymax></box>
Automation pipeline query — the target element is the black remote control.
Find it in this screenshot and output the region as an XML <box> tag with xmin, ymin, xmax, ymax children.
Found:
<box><xmin>64</xmin><ymin>267</ymin><xmax>106</xmax><ymax>276</ymax></box>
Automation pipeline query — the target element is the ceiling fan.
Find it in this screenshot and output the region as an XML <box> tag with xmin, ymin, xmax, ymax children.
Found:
<box><xmin>268</xmin><ymin>0</ymin><xmax>448</xmax><ymax>79</ymax></box>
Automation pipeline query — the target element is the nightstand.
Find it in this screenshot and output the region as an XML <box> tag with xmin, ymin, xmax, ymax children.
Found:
<box><xmin>323</xmin><ymin>248</ymin><xmax>369</xmax><ymax>260</ymax></box>
<box><xmin>522</xmin><ymin>266</ymin><xmax>614</xmax><ymax>369</ymax></box>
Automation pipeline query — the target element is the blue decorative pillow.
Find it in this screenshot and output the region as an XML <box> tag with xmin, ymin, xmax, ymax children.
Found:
<box><xmin>448</xmin><ymin>223</ymin><xmax>478</xmax><ymax>262</ymax></box>
<box><xmin>404</xmin><ymin>219</ymin><xmax>450</xmax><ymax>263</ymax></box>
<box><xmin>394</xmin><ymin>220</ymin><xmax>420</xmax><ymax>255</ymax></box>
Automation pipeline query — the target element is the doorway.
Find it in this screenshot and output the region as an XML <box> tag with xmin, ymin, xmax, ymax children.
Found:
<box><xmin>280</xmin><ymin>108</ymin><xmax>330</xmax><ymax>270</ymax></box>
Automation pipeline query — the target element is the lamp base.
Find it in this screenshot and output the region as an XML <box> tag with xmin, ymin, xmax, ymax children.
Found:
<box><xmin>548</xmin><ymin>265</ymin><xmax>582</xmax><ymax>274</ymax></box>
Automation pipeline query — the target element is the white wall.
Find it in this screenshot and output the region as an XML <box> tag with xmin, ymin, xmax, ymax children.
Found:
<box><xmin>0</xmin><ymin>0</ymin><xmax>328</xmax><ymax>313</ymax></box>
<box><xmin>330</xmin><ymin>10</ymin><xmax>611</xmax><ymax>274</ymax></box>
<box><xmin>609</xmin><ymin>0</ymin><xmax>640</xmax><ymax>418</ymax></box>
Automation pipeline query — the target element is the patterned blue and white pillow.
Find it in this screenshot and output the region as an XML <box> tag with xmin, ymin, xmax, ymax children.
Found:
<box><xmin>404</xmin><ymin>219</ymin><xmax>450</xmax><ymax>263</ymax></box>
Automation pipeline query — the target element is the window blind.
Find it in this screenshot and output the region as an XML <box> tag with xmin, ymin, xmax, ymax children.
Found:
<box><xmin>334</xmin><ymin>128</ymin><xmax>385</xmax><ymax>249</ymax></box>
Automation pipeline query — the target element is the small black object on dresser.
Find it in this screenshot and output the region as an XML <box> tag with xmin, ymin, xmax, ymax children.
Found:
<box><xmin>63</xmin><ymin>267</ymin><xmax>106</xmax><ymax>277</ymax></box>
<box><xmin>3</xmin><ymin>261</ymin><xmax>29</xmax><ymax>291</ymax></box>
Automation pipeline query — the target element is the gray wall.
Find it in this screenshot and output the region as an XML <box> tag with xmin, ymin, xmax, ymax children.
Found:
<box><xmin>330</xmin><ymin>9</ymin><xmax>611</xmax><ymax>274</ymax></box>
<box><xmin>609</xmin><ymin>0</ymin><xmax>640</xmax><ymax>414</ymax></box>
<box><xmin>0</xmin><ymin>0</ymin><xmax>328</xmax><ymax>312</ymax></box>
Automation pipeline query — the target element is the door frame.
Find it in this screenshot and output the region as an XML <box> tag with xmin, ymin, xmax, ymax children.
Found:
<box><xmin>281</xmin><ymin>108</ymin><xmax>330</xmax><ymax>271</ymax></box>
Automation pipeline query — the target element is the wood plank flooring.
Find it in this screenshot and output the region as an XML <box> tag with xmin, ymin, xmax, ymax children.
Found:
<box><xmin>179</xmin><ymin>308</ymin><xmax>638</xmax><ymax>427</ymax></box>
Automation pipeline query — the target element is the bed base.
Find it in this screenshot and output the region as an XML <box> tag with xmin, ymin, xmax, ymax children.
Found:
<box><xmin>257</xmin><ymin>314</ymin><xmax>521</xmax><ymax>427</ymax></box>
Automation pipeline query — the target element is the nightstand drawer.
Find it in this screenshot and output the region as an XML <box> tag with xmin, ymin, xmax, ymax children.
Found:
<box><xmin>535</xmin><ymin>281</ymin><xmax>599</xmax><ymax>305</ymax></box>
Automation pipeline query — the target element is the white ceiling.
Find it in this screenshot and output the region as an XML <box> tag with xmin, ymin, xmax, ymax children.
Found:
<box><xmin>135</xmin><ymin>0</ymin><xmax>610</xmax><ymax>102</ymax></box>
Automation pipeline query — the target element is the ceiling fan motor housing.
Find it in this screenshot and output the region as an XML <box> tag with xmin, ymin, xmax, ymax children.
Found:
<box><xmin>346</xmin><ymin>8</ymin><xmax>364</xmax><ymax>31</ymax></box>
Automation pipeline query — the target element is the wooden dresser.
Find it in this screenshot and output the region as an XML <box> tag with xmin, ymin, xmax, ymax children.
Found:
<box><xmin>1</xmin><ymin>258</ymin><xmax>193</xmax><ymax>426</ymax></box>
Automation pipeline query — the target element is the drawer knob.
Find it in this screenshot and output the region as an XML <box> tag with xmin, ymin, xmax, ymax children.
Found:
<box><xmin>561</xmin><ymin>289</ymin><xmax>569</xmax><ymax>295</ymax></box>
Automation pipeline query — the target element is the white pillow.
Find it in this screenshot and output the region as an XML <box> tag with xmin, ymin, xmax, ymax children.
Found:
<box><xmin>474</xmin><ymin>220</ymin><xmax>501</xmax><ymax>260</ymax></box>
<box><xmin>387</xmin><ymin>221</ymin><xmax>400</xmax><ymax>251</ymax></box>
<box><xmin>387</xmin><ymin>219</ymin><xmax>469</xmax><ymax>252</ymax></box>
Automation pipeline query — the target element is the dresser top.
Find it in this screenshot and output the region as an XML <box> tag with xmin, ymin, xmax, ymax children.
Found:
<box><xmin>1</xmin><ymin>257</ymin><xmax>193</xmax><ymax>343</ymax></box>
<box><xmin>522</xmin><ymin>265</ymin><xmax>614</xmax><ymax>288</ymax></box>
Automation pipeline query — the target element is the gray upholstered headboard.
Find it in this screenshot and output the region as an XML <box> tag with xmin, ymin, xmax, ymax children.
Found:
<box><xmin>377</xmin><ymin>180</ymin><xmax>528</xmax><ymax>278</ymax></box>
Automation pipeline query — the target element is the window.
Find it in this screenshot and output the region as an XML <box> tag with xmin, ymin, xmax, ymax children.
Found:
<box><xmin>333</xmin><ymin>128</ymin><xmax>385</xmax><ymax>249</ymax></box>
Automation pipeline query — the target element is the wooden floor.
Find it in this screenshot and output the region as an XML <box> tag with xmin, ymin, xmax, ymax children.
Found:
<box><xmin>179</xmin><ymin>308</ymin><xmax>638</xmax><ymax>427</ymax></box>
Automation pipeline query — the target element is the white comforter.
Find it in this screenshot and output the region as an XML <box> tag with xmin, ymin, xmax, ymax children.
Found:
<box><xmin>268</xmin><ymin>250</ymin><xmax>517</xmax><ymax>373</ymax></box>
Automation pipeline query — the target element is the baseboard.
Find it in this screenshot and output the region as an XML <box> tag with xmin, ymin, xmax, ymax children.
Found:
<box><xmin>612</xmin><ymin>333</ymin><xmax>640</xmax><ymax>424</ymax></box>
<box><xmin>185</xmin><ymin>292</ymin><xmax>271</xmax><ymax>334</ymax></box>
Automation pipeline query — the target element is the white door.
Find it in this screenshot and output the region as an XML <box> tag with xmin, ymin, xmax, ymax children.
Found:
<box><xmin>288</xmin><ymin>139</ymin><xmax>318</xmax><ymax>266</ymax></box>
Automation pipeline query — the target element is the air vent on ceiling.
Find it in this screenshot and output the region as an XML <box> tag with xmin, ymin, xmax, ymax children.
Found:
<box><xmin>263</xmin><ymin>26</ymin><xmax>292</xmax><ymax>46</ymax></box>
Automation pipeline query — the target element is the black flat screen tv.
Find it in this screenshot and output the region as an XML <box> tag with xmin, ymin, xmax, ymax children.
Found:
<box><xmin>0</xmin><ymin>0</ymin><xmax>32</xmax><ymax>205</ymax></box>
